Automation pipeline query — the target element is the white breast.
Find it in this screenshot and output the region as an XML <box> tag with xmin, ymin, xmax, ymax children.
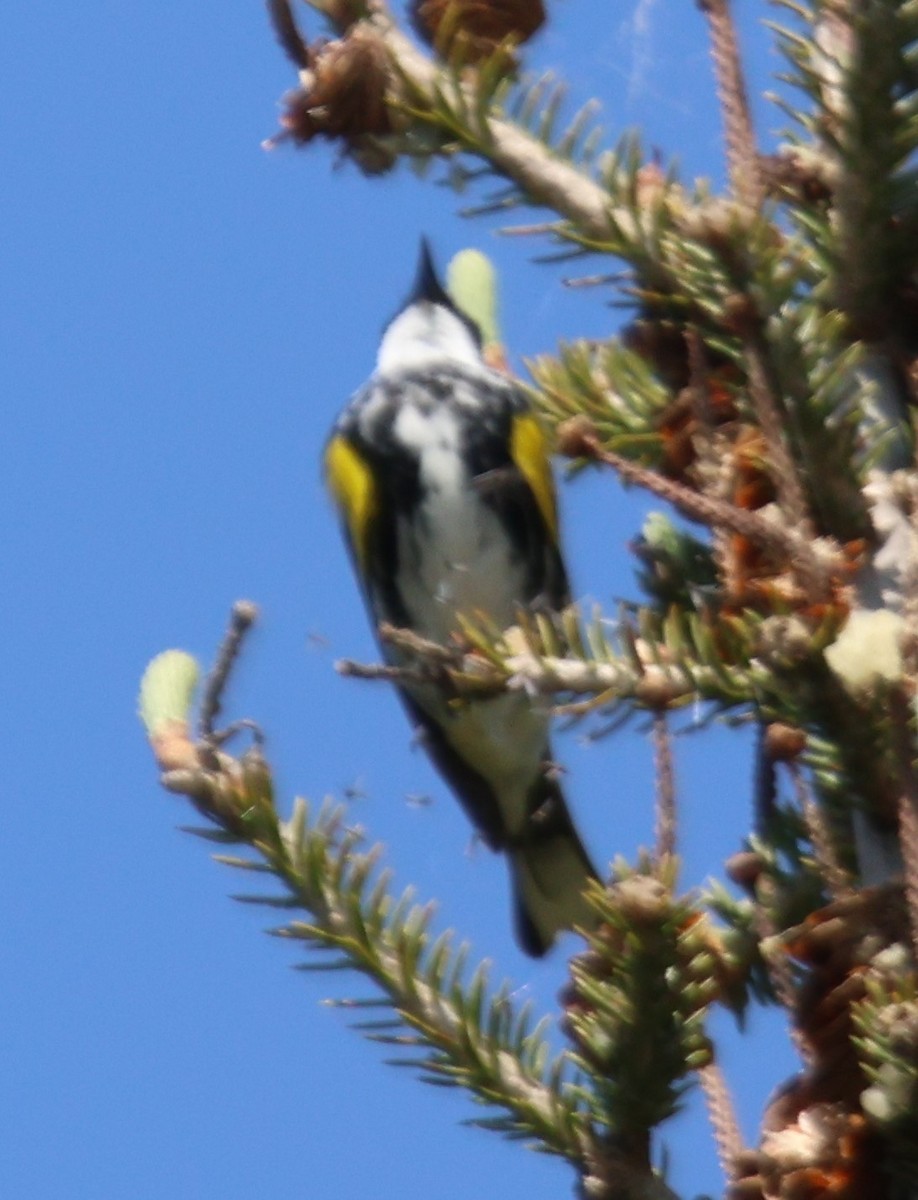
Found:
<box><xmin>393</xmin><ymin>403</ymin><xmax>526</xmax><ymax>645</ymax></box>
<box><xmin>391</xmin><ymin>399</ymin><xmax>549</xmax><ymax>825</ymax></box>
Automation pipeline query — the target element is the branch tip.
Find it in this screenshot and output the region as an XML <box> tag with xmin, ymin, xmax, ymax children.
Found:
<box><xmin>266</xmin><ymin>0</ymin><xmax>311</xmax><ymax>69</ymax></box>
<box><xmin>199</xmin><ymin>602</ymin><xmax>260</xmax><ymax>741</ymax></box>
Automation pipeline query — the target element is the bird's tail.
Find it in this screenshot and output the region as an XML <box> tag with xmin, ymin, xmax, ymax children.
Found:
<box><xmin>508</xmin><ymin>777</ymin><xmax>598</xmax><ymax>957</ymax></box>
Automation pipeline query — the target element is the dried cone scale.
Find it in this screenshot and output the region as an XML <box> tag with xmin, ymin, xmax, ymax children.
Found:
<box><xmin>412</xmin><ymin>0</ymin><xmax>545</xmax><ymax>63</ymax></box>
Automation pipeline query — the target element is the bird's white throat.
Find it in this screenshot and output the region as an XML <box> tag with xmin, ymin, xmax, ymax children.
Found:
<box><xmin>376</xmin><ymin>302</ymin><xmax>482</xmax><ymax>373</ymax></box>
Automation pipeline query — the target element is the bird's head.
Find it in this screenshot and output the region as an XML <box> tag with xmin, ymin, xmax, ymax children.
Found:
<box><xmin>376</xmin><ymin>240</ymin><xmax>484</xmax><ymax>374</ymax></box>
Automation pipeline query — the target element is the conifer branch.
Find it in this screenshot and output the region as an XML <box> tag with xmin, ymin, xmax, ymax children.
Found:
<box><xmin>140</xmin><ymin>620</ymin><xmax>697</xmax><ymax>1200</ymax></box>
<box><xmin>267</xmin><ymin>0</ymin><xmax>707</xmax><ymax>266</ymax></box>
<box><xmin>851</xmin><ymin>945</ymin><xmax>918</xmax><ymax>1190</ymax></box>
<box><xmin>564</xmin><ymin>862</ymin><xmax>723</xmax><ymax>1181</ymax></box>
<box><xmin>338</xmin><ymin>619</ymin><xmax>764</xmax><ymax>711</ymax></box>
<box><xmin>372</xmin><ymin>10</ymin><xmax>621</xmax><ymax>242</ymax></box>
<box><xmin>809</xmin><ymin>0</ymin><xmax>918</xmax><ymax>346</ymax></box>
<box><xmin>140</xmin><ymin>619</ymin><xmax>599</xmax><ymax>1166</ymax></box>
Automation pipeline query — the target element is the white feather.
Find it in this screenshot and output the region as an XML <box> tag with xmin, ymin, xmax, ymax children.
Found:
<box><xmin>377</xmin><ymin>301</ymin><xmax>481</xmax><ymax>373</ymax></box>
<box><xmin>392</xmin><ymin>402</ymin><xmax>526</xmax><ymax>641</ymax></box>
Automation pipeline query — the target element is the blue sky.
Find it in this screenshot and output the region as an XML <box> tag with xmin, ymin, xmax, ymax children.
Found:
<box><xmin>3</xmin><ymin>2</ymin><xmax>799</xmax><ymax>1197</ymax></box>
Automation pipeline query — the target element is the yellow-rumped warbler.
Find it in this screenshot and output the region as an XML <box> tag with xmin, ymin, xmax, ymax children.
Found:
<box><xmin>325</xmin><ymin>242</ymin><xmax>596</xmax><ymax>955</ymax></box>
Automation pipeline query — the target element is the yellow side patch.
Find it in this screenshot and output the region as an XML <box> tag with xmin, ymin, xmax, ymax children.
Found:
<box><xmin>325</xmin><ymin>435</ymin><xmax>377</xmax><ymax>569</ymax></box>
<box><xmin>510</xmin><ymin>414</ymin><xmax>558</xmax><ymax>541</ymax></box>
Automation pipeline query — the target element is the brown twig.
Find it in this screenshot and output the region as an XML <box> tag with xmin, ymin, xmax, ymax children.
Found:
<box><xmin>697</xmin><ymin>1060</ymin><xmax>745</xmax><ymax>1184</ymax></box>
<box><xmin>698</xmin><ymin>0</ymin><xmax>764</xmax><ymax>210</ymax></box>
<box><xmin>558</xmin><ymin>417</ymin><xmax>839</xmax><ymax>594</ymax></box>
<box><xmin>266</xmin><ymin>0</ymin><xmax>311</xmax><ymax>67</ymax></box>
<box><xmin>894</xmin><ymin>787</ymin><xmax>918</xmax><ymax>964</ymax></box>
<box><xmin>889</xmin><ymin>688</ymin><xmax>918</xmax><ymax>961</ymax></box>
<box><xmin>898</xmin><ymin>475</ymin><xmax>918</xmax><ymax>678</ymax></box>
<box><xmin>652</xmin><ymin>712</ymin><xmax>677</xmax><ymax>861</ymax></box>
<box><xmin>789</xmin><ymin>761</ymin><xmax>853</xmax><ymax>902</ymax></box>
<box><xmin>743</xmin><ymin>339</ymin><xmax>820</xmax><ymax>576</ymax></box>
<box><xmin>685</xmin><ymin>326</ymin><xmax>716</xmax><ymax>428</ymax></box>
<box><xmin>198</xmin><ymin>601</ymin><xmax>260</xmax><ymax>741</ymax></box>
<box><xmin>336</xmin><ymin>658</ymin><xmax>434</xmax><ymax>688</ymax></box>
<box><xmin>757</xmin><ymin>910</ymin><xmax>811</xmax><ymax>1062</ymax></box>
<box><xmin>338</xmin><ymin>624</ymin><xmax>467</xmax><ymax>688</ymax></box>
<box><xmin>378</xmin><ymin>622</ymin><xmax>464</xmax><ymax>663</ymax></box>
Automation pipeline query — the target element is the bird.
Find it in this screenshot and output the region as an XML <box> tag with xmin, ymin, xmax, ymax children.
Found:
<box><xmin>324</xmin><ymin>240</ymin><xmax>597</xmax><ymax>955</ymax></box>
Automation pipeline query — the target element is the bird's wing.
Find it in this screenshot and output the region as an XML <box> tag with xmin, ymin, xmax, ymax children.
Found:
<box><xmin>324</xmin><ymin>432</ymin><xmax>378</xmax><ymax>575</ymax></box>
<box><xmin>326</xmin><ymin>423</ymin><xmax>515</xmax><ymax>851</ymax></box>
<box><xmin>398</xmin><ymin>689</ymin><xmax>511</xmax><ymax>850</ymax></box>
<box><xmin>509</xmin><ymin>413</ymin><xmax>559</xmax><ymax>544</ymax></box>
<box><xmin>468</xmin><ymin>403</ymin><xmax>570</xmax><ymax>611</ymax></box>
